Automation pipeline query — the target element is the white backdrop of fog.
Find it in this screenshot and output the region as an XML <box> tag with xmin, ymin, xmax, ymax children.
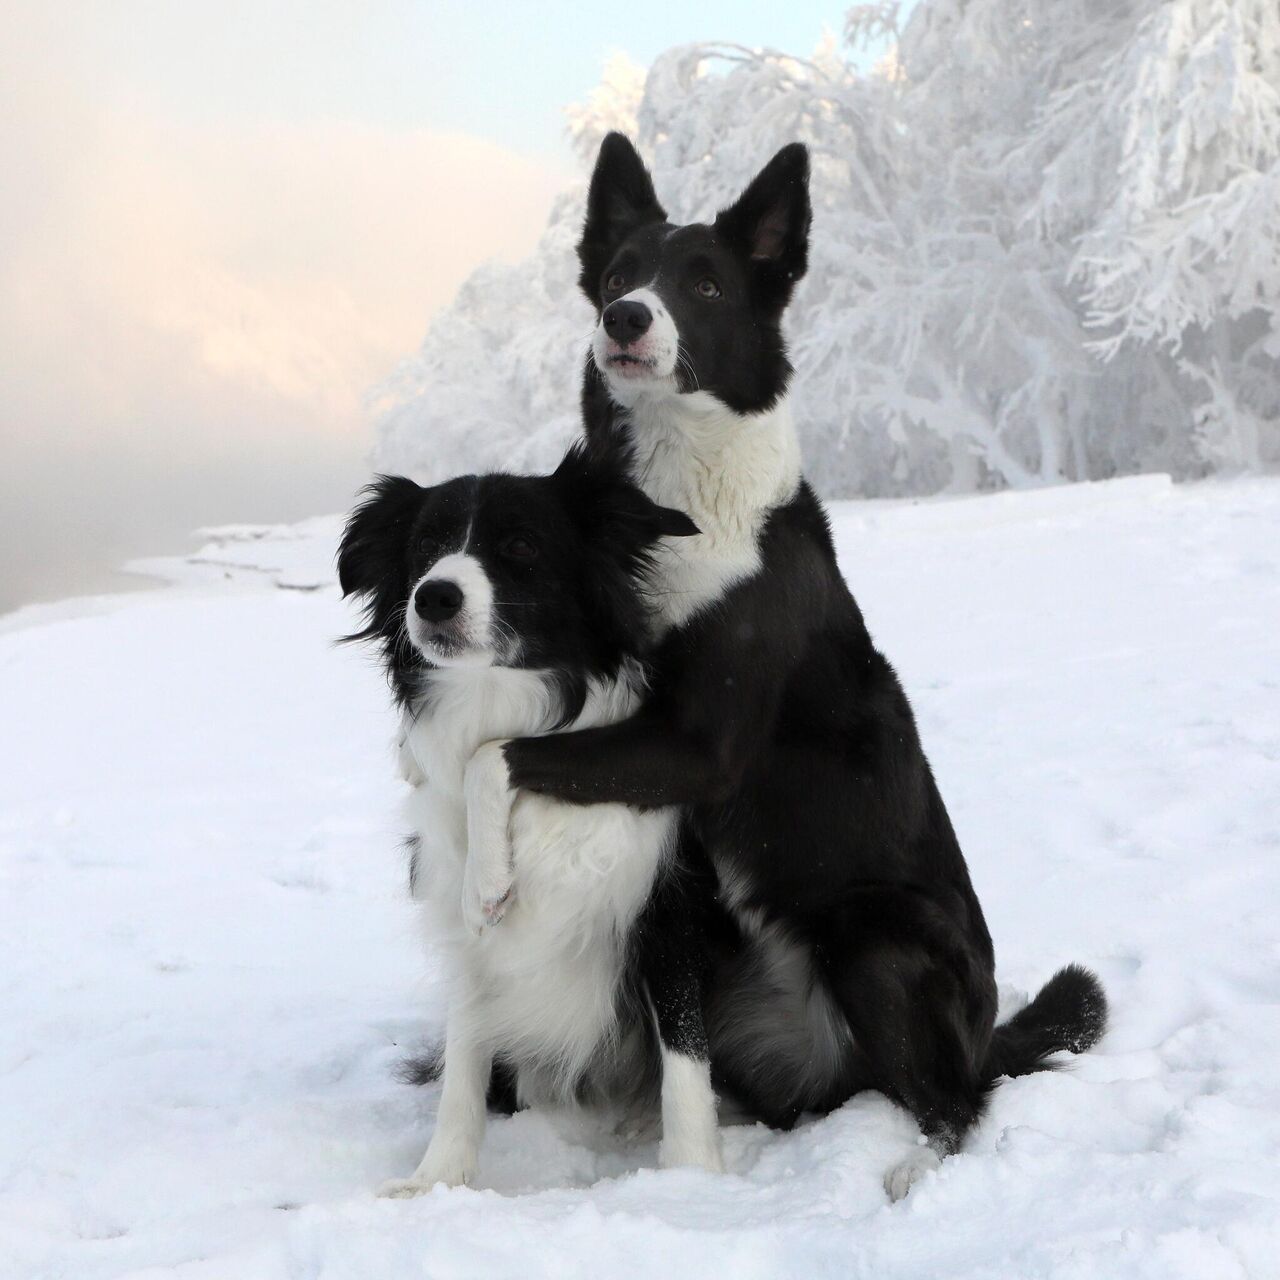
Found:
<box><xmin>0</xmin><ymin>5</ymin><xmax>567</xmax><ymax>614</ymax></box>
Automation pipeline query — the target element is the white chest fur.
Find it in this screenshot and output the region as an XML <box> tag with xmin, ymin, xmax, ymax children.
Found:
<box><xmin>401</xmin><ymin>665</ymin><xmax>676</xmax><ymax>1092</ymax></box>
<box><xmin>623</xmin><ymin>392</ymin><xmax>802</xmax><ymax>628</ymax></box>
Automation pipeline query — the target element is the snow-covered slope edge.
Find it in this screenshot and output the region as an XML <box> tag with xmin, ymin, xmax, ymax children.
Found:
<box><xmin>1</xmin><ymin>475</ymin><xmax>1278</xmax><ymax>1280</ymax></box>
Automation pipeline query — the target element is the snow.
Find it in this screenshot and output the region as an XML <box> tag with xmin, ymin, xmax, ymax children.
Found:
<box><xmin>3</xmin><ymin>474</ymin><xmax>1280</xmax><ymax>1279</ymax></box>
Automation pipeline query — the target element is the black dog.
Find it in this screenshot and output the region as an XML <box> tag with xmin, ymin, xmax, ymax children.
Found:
<box><xmin>466</xmin><ymin>135</ymin><xmax>1107</xmax><ymax>1200</ymax></box>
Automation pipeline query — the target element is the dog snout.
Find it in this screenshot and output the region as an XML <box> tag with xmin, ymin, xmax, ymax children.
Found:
<box><xmin>414</xmin><ymin>578</ymin><xmax>464</xmax><ymax>624</ymax></box>
<box><xmin>602</xmin><ymin>299</ymin><xmax>652</xmax><ymax>346</ymax></box>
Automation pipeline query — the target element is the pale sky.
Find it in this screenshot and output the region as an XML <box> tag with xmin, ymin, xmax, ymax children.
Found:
<box><xmin>0</xmin><ymin>1</ymin><xmax>904</xmax><ymax>612</ymax></box>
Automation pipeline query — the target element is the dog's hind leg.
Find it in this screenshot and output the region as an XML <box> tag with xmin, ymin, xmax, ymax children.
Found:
<box><xmin>639</xmin><ymin>852</ymin><xmax>724</xmax><ymax>1174</ymax></box>
<box><xmin>379</xmin><ymin>1005</ymin><xmax>492</xmax><ymax>1196</ymax></box>
<box><xmin>816</xmin><ymin>890</ymin><xmax>998</xmax><ymax>1202</ymax></box>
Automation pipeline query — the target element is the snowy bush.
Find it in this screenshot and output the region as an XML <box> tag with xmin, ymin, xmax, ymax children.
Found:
<box><xmin>373</xmin><ymin>0</ymin><xmax>1280</xmax><ymax>497</ymax></box>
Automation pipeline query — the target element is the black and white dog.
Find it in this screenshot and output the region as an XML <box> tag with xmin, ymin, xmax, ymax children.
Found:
<box><xmin>338</xmin><ymin>448</ymin><xmax>726</xmax><ymax>1195</ymax></box>
<box><xmin>467</xmin><ymin>135</ymin><xmax>1109</xmax><ymax>1200</ymax></box>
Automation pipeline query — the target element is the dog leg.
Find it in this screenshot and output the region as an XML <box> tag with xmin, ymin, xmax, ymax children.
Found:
<box><xmin>462</xmin><ymin>740</ymin><xmax>516</xmax><ymax>932</ymax></box>
<box><xmin>818</xmin><ymin>894</ymin><xmax>995</xmax><ymax>1202</ymax></box>
<box><xmin>640</xmin><ymin>847</ymin><xmax>723</xmax><ymax>1173</ymax></box>
<box><xmin>658</xmin><ymin>1046</ymin><xmax>723</xmax><ymax>1172</ymax></box>
<box><xmin>378</xmin><ymin>1008</ymin><xmax>491</xmax><ymax>1196</ymax></box>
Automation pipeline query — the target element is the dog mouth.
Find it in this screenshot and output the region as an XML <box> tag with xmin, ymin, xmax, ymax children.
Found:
<box><xmin>408</xmin><ymin>618</ymin><xmax>494</xmax><ymax>668</ymax></box>
<box><xmin>605</xmin><ymin>352</ymin><xmax>659</xmax><ymax>376</ymax></box>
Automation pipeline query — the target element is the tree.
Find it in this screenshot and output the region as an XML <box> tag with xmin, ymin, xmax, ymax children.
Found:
<box><xmin>374</xmin><ymin>0</ymin><xmax>1280</xmax><ymax>497</ymax></box>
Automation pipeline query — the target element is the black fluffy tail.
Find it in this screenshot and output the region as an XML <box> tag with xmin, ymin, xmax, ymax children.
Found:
<box><xmin>396</xmin><ymin>1043</ymin><xmax>521</xmax><ymax>1115</ymax></box>
<box><xmin>396</xmin><ymin>1043</ymin><xmax>444</xmax><ymax>1087</ymax></box>
<box><xmin>984</xmin><ymin>964</ymin><xmax>1108</xmax><ymax>1081</ymax></box>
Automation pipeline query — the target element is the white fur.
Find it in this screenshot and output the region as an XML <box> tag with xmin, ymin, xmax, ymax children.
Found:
<box><xmin>658</xmin><ymin>1050</ymin><xmax>723</xmax><ymax>1172</ymax></box>
<box><xmin>461</xmin><ymin>740</ymin><xmax>516</xmax><ymax>931</ymax></box>
<box><xmin>406</xmin><ymin>551</ymin><xmax>501</xmax><ymax>668</ymax></box>
<box><xmin>591</xmin><ymin>286</ymin><xmax>680</xmax><ymax>396</ymax></box>
<box><xmin>379</xmin><ymin>1006</ymin><xmax>488</xmax><ymax>1195</ymax></box>
<box><xmin>590</xmin><ymin>278</ymin><xmax>803</xmax><ymax>627</ymax></box>
<box><xmin>622</xmin><ymin>390</ymin><xmax>802</xmax><ymax>628</ymax></box>
<box><xmin>395</xmin><ymin>718</ymin><xmax>425</xmax><ymax>787</ymax></box>
<box><xmin>382</xmin><ymin>661</ymin><xmax>690</xmax><ymax>1194</ymax></box>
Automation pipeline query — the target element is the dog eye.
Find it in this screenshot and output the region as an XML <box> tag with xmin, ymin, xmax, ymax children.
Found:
<box><xmin>695</xmin><ymin>277</ymin><xmax>722</xmax><ymax>300</ymax></box>
<box><xmin>605</xmin><ymin>272</ymin><xmax>626</xmax><ymax>293</ymax></box>
<box><xmin>415</xmin><ymin>534</ymin><xmax>436</xmax><ymax>554</ymax></box>
<box><xmin>501</xmin><ymin>535</ymin><xmax>538</xmax><ymax>562</ymax></box>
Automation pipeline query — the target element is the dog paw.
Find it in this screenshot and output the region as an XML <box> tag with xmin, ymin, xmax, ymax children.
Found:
<box><xmin>883</xmin><ymin>1146</ymin><xmax>941</xmax><ymax>1202</ymax></box>
<box><xmin>378</xmin><ymin>1147</ymin><xmax>476</xmax><ymax>1197</ymax></box>
<box><xmin>462</xmin><ymin>879</ymin><xmax>514</xmax><ymax>934</ymax></box>
<box><xmin>377</xmin><ymin>1176</ymin><xmax>435</xmax><ymax>1199</ymax></box>
<box><xmin>659</xmin><ymin>1131</ymin><xmax>725</xmax><ymax>1174</ymax></box>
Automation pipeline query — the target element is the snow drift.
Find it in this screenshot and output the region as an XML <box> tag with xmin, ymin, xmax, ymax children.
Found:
<box><xmin>2</xmin><ymin>476</ymin><xmax>1279</xmax><ymax>1277</ymax></box>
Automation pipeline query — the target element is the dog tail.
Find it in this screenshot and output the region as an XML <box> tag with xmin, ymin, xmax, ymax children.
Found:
<box><xmin>396</xmin><ymin>1043</ymin><xmax>444</xmax><ymax>1087</ymax></box>
<box><xmin>397</xmin><ymin>1043</ymin><xmax>522</xmax><ymax>1115</ymax></box>
<box><xmin>983</xmin><ymin>964</ymin><xmax>1108</xmax><ymax>1082</ymax></box>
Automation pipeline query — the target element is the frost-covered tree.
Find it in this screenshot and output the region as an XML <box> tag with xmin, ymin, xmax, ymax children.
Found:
<box><xmin>374</xmin><ymin>0</ymin><xmax>1280</xmax><ymax>496</ymax></box>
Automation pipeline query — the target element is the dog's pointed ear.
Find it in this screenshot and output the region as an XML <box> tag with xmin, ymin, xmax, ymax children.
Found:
<box><xmin>715</xmin><ymin>143</ymin><xmax>811</xmax><ymax>291</ymax></box>
<box><xmin>577</xmin><ymin>133</ymin><xmax>667</xmax><ymax>303</ymax></box>
<box><xmin>337</xmin><ymin>475</ymin><xmax>422</xmax><ymax>598</ymax></box>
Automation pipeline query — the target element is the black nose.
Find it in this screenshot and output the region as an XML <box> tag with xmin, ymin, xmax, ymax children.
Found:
<box><xmin>602</xmin><ymin>299</ymin><xmax>652</xmax><ymax>346</ymax></box>
<box><xmin>414</xmin><ymin>578</ymin><xmax>463</xmax><ymax>623</ymax></box>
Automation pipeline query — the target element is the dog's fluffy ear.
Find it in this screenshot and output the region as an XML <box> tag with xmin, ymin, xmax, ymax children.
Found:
<box><xmin>600</xmin><ymin>486</ymin><xmax>700</xmax><ymax>545</ymax></box>
<box><xmin>577</xmin><ymin>133</ymin><xmax>667</xmax><ymax>304</ymax></box>
<box><xmin>555</xmin><ymin>444</ymin><xmax>698</xmax><ymax>552</ymax></box>
<box><xmin>555</xmin><ymin>444</ymin><xmax>696</xmax><ymax>648</ymax></box>
<box><xmin>715</xmin><ymin>143</ymin><xmax>811</xmax><ymax>301</ymax></box>
<box><xmin>337</xmin><ymin>475</ymin><xmax>422</xmax><ymax>600</ymax></box>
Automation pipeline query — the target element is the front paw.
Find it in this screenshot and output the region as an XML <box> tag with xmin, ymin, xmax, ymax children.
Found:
<box><xmin>660</xmin><ymin>1131</ymin><xmax>725</xmax><ymax>1174</ymax></box>
<box><xmin>462</xmin><ymin>875</ymin><xmax>514</xmax><ymax>935</ymax></box>
<box><xmin>883</xmin><ymin>1146</ymin><xmax>941</xmax><ymax>1202</ymax></box>
<box><xmin>377</xmin><ymin>1176</ymin><xmax>434</xmax><ymax>1199</ymax></box>
<box><xmin>378</xmin><ymin>1144</ymin><xmax>477</xmax><ymax>1196</ymax></box>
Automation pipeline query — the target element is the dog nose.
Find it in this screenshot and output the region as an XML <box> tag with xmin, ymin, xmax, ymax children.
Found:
<box><xmin>602</xmin><ymin>299</ymin><xmax>652</xmax><ymax>346</ymax></box>
<box><xmin>414</xmin><ymin>578</ymin><xmax>463</xmax><ymax>623</ymax></box>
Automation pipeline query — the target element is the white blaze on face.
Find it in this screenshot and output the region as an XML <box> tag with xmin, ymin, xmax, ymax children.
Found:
<box><xmin>406</xmin><ymin>551</ymin><xmax>499</xmax><ymax>668</ymax></box>
<box><xmin>592</xmin><ymin>286</ymin><xmax>681</xmax><ymax>405</ymax></box>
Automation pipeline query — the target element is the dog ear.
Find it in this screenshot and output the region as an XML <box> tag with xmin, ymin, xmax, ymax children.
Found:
<box><xmin>598</xmin><ymin>486</ymin><xmax>700</xmax><ymax>547</ymax></box>
<box><xmin>555</xmin><ymin>444</ymin><xmax>698</xmax><ymax>550</ymax></box>
<box><xmin>554</xmin><ymin>444</ymin><xmax>697</xmax><ymax>647</ymax></box>
<box><xmin>337</xmin><ymin>475</ymin><xmax>422</xmax><ymax>600</ymax></box>
<box><xmin>577</xmin><ymin>133</ymin><xmax>667</xmax><ymax>304</ymax></box>
<box><xmin>714</xmin><ymin>143</ymin><xmax>811</xmax><ymax>295</ymax></box>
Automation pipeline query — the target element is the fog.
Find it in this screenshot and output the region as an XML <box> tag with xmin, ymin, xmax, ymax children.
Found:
<box><xmin>0</xmin><ymin>5</ymin><xmax>567</xmax><ymax>613</ymax></box>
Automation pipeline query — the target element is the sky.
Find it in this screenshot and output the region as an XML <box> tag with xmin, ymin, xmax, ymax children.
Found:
<box><xmin>0</xmin><ymin>0</ymin><xmax>909</xmax><ymax>613</ymax></box>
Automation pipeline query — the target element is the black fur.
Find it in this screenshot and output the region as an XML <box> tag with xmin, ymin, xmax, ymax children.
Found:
<box><xmin>504</xmin><ymin>136</ymin><xmax>1108</xmax><ymax>1169</ymax></box>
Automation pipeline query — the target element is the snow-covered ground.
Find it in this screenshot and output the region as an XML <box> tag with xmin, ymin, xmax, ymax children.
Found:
<box><xmin>2</xmin><ymin>474</ymin><xmax>1278</xmax><ymax>1279</ymax></box>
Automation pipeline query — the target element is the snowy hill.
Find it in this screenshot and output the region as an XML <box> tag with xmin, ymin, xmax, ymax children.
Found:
<box><xmin>3</xmin><ymin>475</ymin><xmax>1279</xmax><ymax>1279</ymax></box>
